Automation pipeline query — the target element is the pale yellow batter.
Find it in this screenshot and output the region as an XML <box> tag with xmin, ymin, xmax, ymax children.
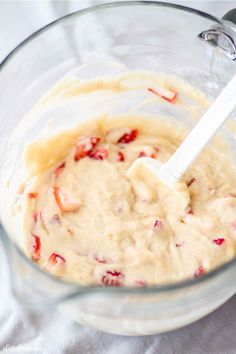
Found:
<box><xmin>10</xmin><ymin>71</ymin><xmax>236</xmax><ymax>287</ymax></box>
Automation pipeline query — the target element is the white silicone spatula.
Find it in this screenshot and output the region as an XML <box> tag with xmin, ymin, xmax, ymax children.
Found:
<box><xmin>128</xmin><ymin>74</ymin><xmax>236</xmax><ymax>187</ymax></box>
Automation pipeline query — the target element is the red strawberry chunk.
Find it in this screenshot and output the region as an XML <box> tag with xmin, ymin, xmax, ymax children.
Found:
<box><xmin>27</xmin><ymin>192</ymin><xmax>38</xmax><ymax>199</ymax></box>
<box><xmin>213</xmin><ymin>238</ymin><xmax>225</xmax><ymax>246</ymax></box>
<box><xmin>187</xmin><ymin>178</ymin><xmax>196</xmax><ymax>187</ymax></box>
<box><xmin>34</xmin><ymin>211</ymin><xmax>40</xmax><ymax>224</ymax></box>
<box><xmin>49</xmin><ymin>214</ymin><xmax>61</xmax><ymax>224</ymax></box>
<box><xmin>74</xmin><ymin>136</ymin><xmax>101</xmax><ymax>161</ymax></box>
<box><xmin>32</xmin><ymin>234</ymin><xmax>41</xmax><ymax>261</ymax></box>
<box><xmin>33</xmin><ymin>211</ymin><xmax>44</xmax><ymax>225</ymax></box>
<box><xmin>89</xmin><ymin>145</ymin><xmax>109</xmax><ymax>160</ymax></box>
<box><xmin>53</xmin><ymin>186</ymin><xmax>81</xmax><ymax>213</ymax></box>
<box><xmin>117</xmin><ymin>129</ymin><xmax>138</xmax><ymax>144</ymax></box>
<box><xmin>101</xmin><ymin>270</ymin><xmax>123</xmax><ymax>287</ymax></box>
<box><xmin>187</xmin><ymin>205</ymin><xmax>194</xmax><ymax>215</ymax></box>
<box><xmin>94</xmin><ymin>255</ymin><xmax>107</xmax><ymax>264</ymax></box>
<box><xmin>116</xmin><ymin>151</ymin><xmax>125</xmax><ymax>162</ymax></box>
<box><xmin>33</xmin><ymin>211</ymin><xmax>38</xmax><ymax>224</ymax></box>
<box><xmin>138</xmin><ymin>147</ymin><xmax>158</xmax><ymax>159</ymax></box>
<box><xmin>49</xmin><ymin>253</ymin><xmax>65</xmax><ymax>265</ymax></box>
<box><xmin>194</xmin><ymin>265</ymin><xmax>205</xmax><ymax>278</ymax></box>
<box><xmin>54</xmin><ymin>162</ymin><xmax>66</xmax><ymax>178</ymax></box>
<box><xmin>153</xmin><ymin>219</ymin><xmax>162</xmax><ymax>230</ymax></box>
<box><xmin>148</xmin><ymin>87</ymin><xmax>177</xmax><ymax>103</ymax></box>
<box><xmin>54</xmin><ymin>187</ymin><xmax>65</xmax><ymax>212</ymax></box>
<box><xmin>138</xmin><ymin>151</ymin><xmax>147</xmax><ymax>158</ymax></box>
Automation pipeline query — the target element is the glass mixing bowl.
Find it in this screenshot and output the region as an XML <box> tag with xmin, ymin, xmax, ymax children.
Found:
<box><xmin>0</xmin><ymin>1</ymin><xmax>236</xmax><ymax>335</ymax></box>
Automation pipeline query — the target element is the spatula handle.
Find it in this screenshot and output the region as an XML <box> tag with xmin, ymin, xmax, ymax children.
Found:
<box><xmin>163</xmin><ymin>74</ymin><xmax>236</xmax><ymax>182</ymax></box>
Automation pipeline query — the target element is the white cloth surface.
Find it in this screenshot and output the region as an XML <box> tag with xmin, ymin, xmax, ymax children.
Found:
<box><xmin>1</xmin><ymin>1</ymin><xmax>236</xmax><ymax>353</ymax></box>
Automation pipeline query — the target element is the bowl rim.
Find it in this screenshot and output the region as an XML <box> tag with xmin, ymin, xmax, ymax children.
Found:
<box><xmin>0</xmin><ymin>0</ymin><xmax>222</xmax><ymax>73</ymax></box>
<box><xmin>1</xmin><ymin>1</ymin><xmax>234</xmax><ymax>298</ymax></box>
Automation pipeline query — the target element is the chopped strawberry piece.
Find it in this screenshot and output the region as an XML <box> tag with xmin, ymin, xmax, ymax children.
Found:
<box><xmin>187</xmin><ymin>178</ymin><xmax>196</xmax><ymax>187</ymax></box>
<box><xmin>31</xmin><ymin>234</ymin><xmax>41</xmax><ymax>261</ymax></box>
<box><xmin>175</xmin><ymin>242</ymin><xmax>184</xmax><ymax>248</ymax></box>
<box><xmin>138</xmin><ymin>147</ymin><xmax>158</xmax><ymax>159</ymax></box>
<box><xmin>27</xmin><ymin>192</ymin><xmax>38</xmax><ymax>199</ymax></box>
<box><xmin>33</xmin><ymin>211</ymin><xmax>45</xmax><ymax>227</ymax></box>
<box><xmin>213</xmin><ymin>238</ymin><xmax>225</xmax><ymax>246</ymax></box>
<box><xmin>89</xmin><ymin>145</ymin><xmax>109</xmax><ymax>160</ymax></box>
<box><xmin>54</xmin><ymin>187</ymin><xmax>64</xmax><ymax>212</ymax></box>
<box><xmin>194</xmin><ymin>265</ymin><xmax>205</xmax><ymax>278</ymax></box>
<box><xmin>53</xmin><ymin>186</ymin><xmax>81</xmax><ymax>213</ymax></box>
<box><xmin>33</xmin><ymin>211</ymin><xmax>44</xmax><ymax>225</ymax></box>
<box><xmin>148</xmin><ymin>87</ymin><xmax>177</xmax><ymax>103</ymax></box>
<box><xmin>138</xmin><ymin>151</ymin><xmax>147</xmax><ymax>158</ymax></box>
<box><xmin>74</xmin><ymin>145</ymin><xmax>89</xmax><ymax>161</ymax></box>
<box><xmin>153</xmin><ymin>219</ymin><xmax>162</xmax><ymax>230</ymax></box>
<box><xmin>101</xmin><ymin>270</ymin><xmax>123</xmax><ymax>287</ymax></box>
<box><xmin>49</xmin><ymin>253</ymin><xmax>65</xmax><ymax>265</ymax></box>
<box><xmin>74</xmin><ymin>136</ymin><xmax>101</xmax><ymax>161</ymax></box>
<box><xmin>49</xmin><ymin>214</ymin><xmax>61</xmax><ymax>224</ymax></box>
<box><xmin>54</xmin><ymin>162</ymin><xmax>66</xmax><ymax>178</ymax></box>
<box><xmin>116</xmin><ymin>151</ymin><xmax>125</xmax><ymax>162</ymax></box>
<box><xmin>33</xmin><ymin>211</ymin><xmax>38</xmax><ymax>224</ymax></box>
<box><xmin>187</xmin><ymin>205</ymin><xmax>194</xmax><ymax>215</ymax></box>
<box><xmin>117</xmin><ymin>129</ymin><xmax>138</xmax><ymax>144</ymax></box>
<box><xmin>94</xmin><ymin>255</ymin><xmax>107</xmax><ymax>264</ymax></box>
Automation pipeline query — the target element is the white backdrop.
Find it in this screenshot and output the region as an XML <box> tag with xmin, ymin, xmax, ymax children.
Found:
<box><xmin>1</xmin><ymin>1</ymin><xmax>236</xmax><ymax>353</ymax></box>
<box><xmin>0</xmin><ymin>0</ymin><xmax>235</xmax><ymax>63</ymax></box>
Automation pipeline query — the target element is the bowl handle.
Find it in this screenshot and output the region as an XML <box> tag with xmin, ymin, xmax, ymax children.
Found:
<box><xmin>198</xmin><ymin>8</ymin><xmax>236</xmax><ymax>61</ymax></box>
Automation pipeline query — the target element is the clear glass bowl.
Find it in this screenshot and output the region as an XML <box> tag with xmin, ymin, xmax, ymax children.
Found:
<box><xmin>0</xmin><ymin>1</ymin><xmax>236</xmax><ymax>335</ymax></box>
